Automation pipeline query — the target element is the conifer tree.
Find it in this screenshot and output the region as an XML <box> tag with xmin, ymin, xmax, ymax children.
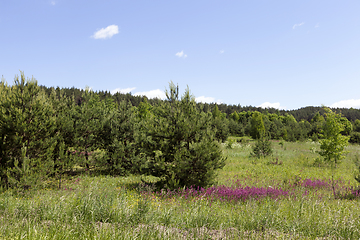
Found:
<box><xmin>0</xmin><ymin>72</ymin><xmax>57</xmax><ymax>189</ymax></box>
<box><xmin>49</xmin><ymin>88</ymin><xmax>77</xmax><ymax>188</ymax></box>
<box><xmin>211</xmin><ymin>105</ymin><xmax>229</xmax><ymax>142</ymax></box>
<box><xmin>138</xmin><ymin>83</ymin><xmax>225</xmax><ymax>189</ymax></box>
<box><xmin>72</xmin><ymin>89</ymin><xmax>115</xmax><ymax>169</ymax></box>
<box><xmin>101</xmin><ymin>100</ymin><xmax>142</xmax><ymax>175</ymax></box>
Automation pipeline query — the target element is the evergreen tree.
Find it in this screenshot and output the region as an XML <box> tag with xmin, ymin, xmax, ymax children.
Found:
<box><xmin>49</xmin><ymin>88</ymin><xmax>77</xmax><ymax>188</ymax></box>
<box><xmin>138</xmin><ymin>83</ymin><xmax>225</xmax><ymax>189</ymax></box>
<box><xmin>0</xmin><ymin>72</ymin><xmax>57</xmax><ymax>189</ymax></box>
<box><xmin>101</xmin><ymin>101</ymin><xmax>143</xmax><ymax>175</ymax></box>
<box><xmin>211</xmin><ymin>105</ymin><xmax>229</xmax><ymax>142</ymax></box>
<box><xmin>72</xmin><ymin>89</ymin><xmax>114</xmax><ymax>169</ymax></box>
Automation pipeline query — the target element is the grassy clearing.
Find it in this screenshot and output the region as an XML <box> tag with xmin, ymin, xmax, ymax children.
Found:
<box><xmin>1</xmin><ymin>141</ymin><xmax>360</xmax><ymax>239</ymax></box>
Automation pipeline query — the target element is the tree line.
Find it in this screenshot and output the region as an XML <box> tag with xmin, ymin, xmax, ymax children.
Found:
<box><xmin>38</xmin><ymin>81</ymin><xmax>360</xmax><ymax>144</ymax></box>
<box><xmin>1</xmin><ymin>72</ymin><xmax>360</xmax><ymax>191</ymax></box>
<box><xmin>0</xmin><ymin>73</ymin><xmax>226</xmax><ymax>191</ymax></box>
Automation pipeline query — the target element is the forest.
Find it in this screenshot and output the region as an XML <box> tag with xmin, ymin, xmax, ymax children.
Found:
<box><xmin>1</xmin><ymin>72</ymin><xmax>360</xmax><ymax>191</ymax></box>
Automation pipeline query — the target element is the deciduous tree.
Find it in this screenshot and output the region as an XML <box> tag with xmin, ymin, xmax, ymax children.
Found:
<box><xmin>318</xmin><ymin>107</ymin><xmax>350</xmax><ymax>198</ymax></box>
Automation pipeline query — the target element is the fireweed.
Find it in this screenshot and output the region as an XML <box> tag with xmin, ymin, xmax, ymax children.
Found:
<box><xmin>139</xmin><ymin>177</ymin><xmax>359</xmax><ymax>204</ymax></box>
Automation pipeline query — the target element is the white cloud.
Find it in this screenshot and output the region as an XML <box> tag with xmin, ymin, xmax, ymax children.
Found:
<box><xmin>50</xmin><ymin>1</ymin><xmax>56</xmax><ymax>5</ymax></box>
<box><xmin>196</xmin><ymin>96</ymin><xmax>215</xmax><ymax>103</ymax></box>
<box><xmin>111</xmin><ymin>87</ymin><xmax>136</xmax><ymax>95</ymax></box>
<box><xmin>134</xmin><ymin>89</ymin><xmax>166</xmax><ymax>99</ymax></box>
<box><xmin>315</xmin><ymin>23</ymin><xmax>320</xmax><ymax>28</ymax></box>
<box><xmin>330</xmin><ymin>99</ymin><xmax>360</xmax><ymax>109</ymax></box>
<box><xmin>293</xmin><ymin>22</ymin><xmax>305</xmax><ymax>29</ymax></box>
<box><xmin>91</xmin><ymin>25</ymin><xmax>119</xmax><ymax>39</ymax></box>
<box><xmin>195</xmin><ymin>96</ymin><xmax>222</xmax><ymax>104</ymax></box>
<box><xmin>175</xmin><ymin>50</ymin><xmax>187</xmax><ymax>58</ymax></box>
<box><xmin>220</xmin><ymin>50</ymin><xmax>225</xmax><ymax>54</ymax></box>
<box><xmin>257</xmin><ymin>102</ymin><xmax>285</xmax><ymax>110</ymax></box>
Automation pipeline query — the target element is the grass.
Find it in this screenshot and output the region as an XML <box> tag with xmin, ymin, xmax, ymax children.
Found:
<box><xmin>1</xmin><ymin>140</ymin><xmax>360</xmax><ymax>239</ymax></box>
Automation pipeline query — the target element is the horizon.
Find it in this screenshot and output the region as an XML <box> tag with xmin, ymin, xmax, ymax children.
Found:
<box><xmin>4</xmin><ymin>73</ymin><xmax>358</xmax><ymax>112</ymax></box>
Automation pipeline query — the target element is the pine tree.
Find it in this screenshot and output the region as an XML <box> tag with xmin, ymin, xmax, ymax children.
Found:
<box><xmin>101</xmin><ymin>100</ymin><xmax>142</xmax><ymax>175</ymax></box>
<box><xmin>0</xmin><ymin>72</ymin><xmax>57</xmax><ymax>189</ymax></box>
<box><xmin>138</xmin><ymin>83</ymin><xmax>225</xmax><ymax>189</ymax></box>
<box><xmin>211</xmin><ymin>105</ymin><xmax>229</xmax><ymax>142</ymax></box>
<box><xmin>49</xmin><ymin>88</ymin><xmax>77</xmax><ymax>188</ymax></box>
<box><xmin>72</xmin><ymin>89</ymin><xmax>114</xmax><ymax>170</ymax></box>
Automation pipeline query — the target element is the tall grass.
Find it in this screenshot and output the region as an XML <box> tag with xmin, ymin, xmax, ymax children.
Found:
<box><xmin>1</xmin><ymin>141</ymin><xmax>360</xmax><ymax>239</ymax></box>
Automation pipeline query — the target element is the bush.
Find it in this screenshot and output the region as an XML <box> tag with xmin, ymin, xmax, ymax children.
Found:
<box><xmin>251</xmin><ymin>138</ymin><xmax>273</xmax><ymax>158</ymax></box>
<box><xmin>228</xmin><ymin>119</ymin><xmax>244</xmax><ymax>136</ymax></box>
<box><xmin>350</xmin><ymin>132</ymin><xmax>360</xmax><ymax>144</ymax></box>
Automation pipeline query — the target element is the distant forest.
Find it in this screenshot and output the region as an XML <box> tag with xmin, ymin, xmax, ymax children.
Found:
<box><xmin>40</xmin><ymin>85</ymin><xmax>360</xmax><ymax>122</ymax></box>
<box><xmin>37</xmin><ymin>84</ymin><xmax>360</xmax><ymax>144</ymax></box>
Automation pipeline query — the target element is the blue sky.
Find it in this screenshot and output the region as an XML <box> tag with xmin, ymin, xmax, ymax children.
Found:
<box><xmin>1</xmin><ymin>0</ymin><xmax>360</xmax><ymax>110</ymax></box>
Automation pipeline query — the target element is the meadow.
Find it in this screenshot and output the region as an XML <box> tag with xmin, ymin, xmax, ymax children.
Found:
<box><xmin>1</xmin><ymin>139</ymin><xmax>360</xmax><ymax>239</ymax></box>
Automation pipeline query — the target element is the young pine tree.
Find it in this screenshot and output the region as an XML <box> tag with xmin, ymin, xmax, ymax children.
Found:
<box><xmin>0</xmin><ymin>72</ymin><xmax>57</xmax><ymax>189</ymax></box>
<box><xmin>72</xmin><ymin>89</ymin><xmax>115</xmax><ymax>170</ymax></box>
<box><xmin>138</xmin><ymin>83</ymin><xmax>226</xmax><ymax>189</ymax></box>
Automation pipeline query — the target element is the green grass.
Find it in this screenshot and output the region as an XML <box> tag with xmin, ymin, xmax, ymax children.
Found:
<box><xmin>1</xmin><ymin>141</ymin><xmax>360</xmax><ymax>239</ymax></box>
<box><xmin>220</xmin><ymin>138</ymin><xmax>359</xmax><ymax>187</ymax></box>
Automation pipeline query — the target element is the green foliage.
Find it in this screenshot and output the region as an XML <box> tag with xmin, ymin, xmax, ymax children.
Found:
<box><xmin>49</xmin><ymin>88</ymin><xmax>78</xmax><ymax>188</ymax></box>
<box><xmin>310</xmin><ymin>112</ymin><xmax>325</xmax><ymax>141</ymax></box>
<box><xmin>226</xmin><ymin>138</ymin><xmax>237</xmax><ymax>149</ymax></box>
<box><xmin>101</xmin><ymin>101</ymin><xmax>143</xmax><ymax>175</ymax></box>
<box><xmin>251</xmin><ymin>137</ymin><xmax>273</xmax><ymax>159</ymax></box>
<box><xmin>354</xmin><ymin>119</ymin><xmax>360</xmax><ymax>132</ymax></box>
<box><xmin>250</xmin><ymin>111</ymin><xmax>265</xmax><ymax>139</ymax></box>
<box><xmin>136</xmin><ymin>98</ymin><xmax>152</xmax><ymax>120</ymax></box>
<box><xmin>72</xmin><ymin>90</ymin><xmax>115</xmax><ymax>169</ymax></box>
<box><xmin>318</xmin><ymin>108</ymin><xmax>350</xmax><ymax>167</ymax></box>
<box><xmin>228</xmin><ymin>119</ymin><xmax>244</xmax><ymax>136</ymax></box>
<box><xmin>0</xmin><ymin>72</ymin><xmax>57</xmax><ymax>189</ymax></box>
<box><xmin>138</xmin><ymin>83</ymin><xmax>226</xmax><ymax>189</ymax></box>
<box><xmin>339</xmin><ymin>116</ymin><xmax>353</xmax><ymax>135</ymax></box>
<box><xmin>229</xmin><ymin>111</ymin><xmax>240</xmax><ymax>122</ymax></box>
<box><xmin>317</xmin><ymin>108</ymin><xmax>350</xmax><ymax>198</ymax></box>
<box><xmin>350</xmin><ymin>132</ymin><xmax>360</xmax><ymax>144</ymax></box>
<box><xmin>211</xmin><ymin>105</ymin><xmax>229</xmax><ymax>142</ymax></box>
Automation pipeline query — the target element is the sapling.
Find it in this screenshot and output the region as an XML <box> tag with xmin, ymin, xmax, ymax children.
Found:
<box><xmin>317</xmin><ymin>107</ymin><xmax>349</xmax><ymax>198</ymax></box>
<box><xmin>251</xmin><ymin>137</ymin><xmax>273</xmax><ymax>159</ymax></box>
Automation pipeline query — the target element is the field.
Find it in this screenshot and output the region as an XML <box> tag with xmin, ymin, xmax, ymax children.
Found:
<box><xmin>1</xmin><ymin>140</ymin><xmax>360</xmax><ymax>239</ymax></box>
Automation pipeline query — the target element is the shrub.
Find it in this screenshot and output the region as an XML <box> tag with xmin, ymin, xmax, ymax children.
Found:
<box><xmin>251</xmin><ymin>137</ymin><xmax>273</xmax><ymax>158</ymax></box>
<box><xmin>350</xmin><ymin>132</ymin><xmax>360</xmax><ymax>144</ymax></box>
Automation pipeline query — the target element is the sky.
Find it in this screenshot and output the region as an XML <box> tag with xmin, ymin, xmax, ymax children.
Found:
<box><xmin>1</xmin><ymin>0</ymin><xmax>360</xmax><ymax>110</ymax></box>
